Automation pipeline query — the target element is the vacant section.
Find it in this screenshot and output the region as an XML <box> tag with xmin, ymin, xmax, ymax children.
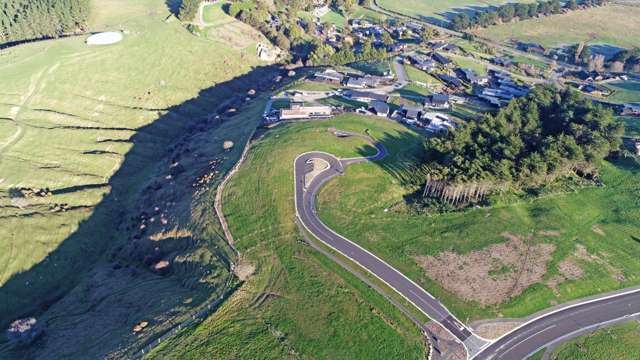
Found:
<box><xmin>414</xmin><ymin>233</ymin><xmax>555</xmax><ymax>306</ymax></box>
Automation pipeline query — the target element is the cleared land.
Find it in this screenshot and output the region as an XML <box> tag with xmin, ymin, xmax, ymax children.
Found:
<box><xmin>317</xmin><ymin>122</ymin><xmax>640</xmax><ymax>322</ymax></box>
<box><xmin>146</xmin><ymin>115</ymin><xmax>427</xmax><ymax>359</ymax></box>
<box><xmin>0</xmin><ymin>0</ymin><xmax>273</xmax><ymax>357</ymax></box>
<box><xmin>476</xmin><ymin>4</ymin><xmax>640</xmax><ymax>49</ymax></box>
<box><xmin>550</xmin><ymin>321</ymin><xmax>640</xmax><ymax>359</ymax></box>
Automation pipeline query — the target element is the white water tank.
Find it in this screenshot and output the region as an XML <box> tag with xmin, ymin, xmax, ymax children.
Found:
<box><xmin>86</xmin><ymin>32</ymin><xmax>123</xmax><ymax>45</ymax></box>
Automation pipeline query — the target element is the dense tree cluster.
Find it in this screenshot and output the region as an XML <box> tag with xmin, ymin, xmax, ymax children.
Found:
<box><xmin>451</xmin><ymin>0</ymin><xmax>608</xmax><ymax>31</ymax></box>
<box><xmin>609</xmin><ymin>48</ymin><xmax>640</xmax><ymax>73</ymax></box>
<box><xmin>224</xmin><ymin>0</ymin><xmax>387</xmax><ymax>64</ymax></box>
<box><xmin>423</xmin><ymin>86</ymin><xmax>623</xmax><ymax>193</ymax></box>
<box><xmin>0</xmin><ymin>0</ymin><xmax>90</xmax><ymax>44</ymax></box>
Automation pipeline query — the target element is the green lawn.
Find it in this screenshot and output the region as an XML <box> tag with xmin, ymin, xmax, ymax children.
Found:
<box><xmin>202</xmin><ymin>2</ymin><xmax>234</xmax><ymax>25</ymax></box>
<box><xmin>551</xmin><ymin>321</ymin><xmax>640</xmax><ymax>360</ymax></box>
<box><xmin>605</xmin><ymin>81</ymin><xmax>640</xmax><ymax>104</ymax></box>
<box><xmin>321</xmin><ymin>9</ymin><xmax>347</xmax><ymax>30</ymax></box>
<box><xmin>476</xmin><ymin>4</ymin><xmax>640</xmax><ymax>49</ymax></box>
<box><xmin>450</xmin><ymin>54</ymin><xmax>489</xmax><ymax>75</ymax></box>
<box><xmin>317</xmin><ymin>125</ymin><xmax>640</xmax><ymax>321</ymax></box>
<box><xmin>147</xmin><ymin>115</ymin><xmax>427</xmax><ymax>359</ymax></box>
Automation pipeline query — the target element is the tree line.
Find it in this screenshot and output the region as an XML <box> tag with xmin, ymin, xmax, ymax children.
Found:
<box><xmin>451</xmin><ymin>0</ymin><xmax>608</xmax><ymax>31</ymax></box>
<box><xmin>421</xmin><ymin>86</ymin><xmax>623</xmax><ymax>206</ymax></box>
<box><xmin>0</xmin><ymin>0</ymin><xmax>91</xmax><ymax>45</ymax></box>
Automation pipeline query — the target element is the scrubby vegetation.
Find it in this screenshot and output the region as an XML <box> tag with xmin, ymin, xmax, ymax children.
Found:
<box><xmin>422</xmin><ymin>86</ymin><xmax>623</xmax><ymax>206</ymax></box>
<box><xmin>0</xmin><ymin>0</ymin><xmax>90</xmax><ymax>44</ymax></box>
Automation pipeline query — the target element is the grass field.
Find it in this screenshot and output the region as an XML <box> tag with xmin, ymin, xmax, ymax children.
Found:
<box><xmin>0</xmin><ymin>0</ymin><xmax>275</xmax><ymax>357</ymax></box>
<box><xmin>377</xmin><ymin>0</ymin><xmax>534</xmax><ymax>25</ymax></box>
<box><xmin>550</xmin><ymin>321</ymin><xmax>640</xmax><ymax>359</ymax></box>
<box><xmin>316</xmin><ymin>121</ymin><xmax>640</xmax><ymax>322</ymax></box>
<box><xmin>147</xmin><ymin>115</ymin><xmax>427</xmax><ymax>359</ymax></box>
<box><xmin>476</xmin><ymin>4</ymin><xmax>640</xmax><ymax>49</ymax></box>
<box><xmin>605</xmin><ymin>81</ymin><xmax>640</xmax><ymax>104</ymax></box>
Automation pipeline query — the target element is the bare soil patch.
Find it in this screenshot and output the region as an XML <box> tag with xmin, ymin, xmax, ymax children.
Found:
<box><xmin>473</xmin><ymin>320</ymin><xmax>523</xmax><ymax>340</ymax></box>
<box><xmin>414</xmin><ymin>233</ymin><xmax>555</xmax><ymax>306</ymax></box>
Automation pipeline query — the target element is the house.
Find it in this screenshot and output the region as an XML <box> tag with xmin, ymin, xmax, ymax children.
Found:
<box><xmin>518</xmin><ymin>42</ymin><xmax>546</xmax><ymax>55</ymax></box>
<box><xmin>314</xmin><ymin>69</ymin><xmax>344</xmax><ymax>83</ymax></box>
<box><xmin>422</xmin><ymin>112</ymin><xmax>455</xmax><ymax>133</ymax></box>
<box><xmin>347</xmin><ymin>90</ymin><xmax>389</xmax><ymax>103</ymax></box>
<box><xmin>279</xmin><ymin>104</ymin><xmax>332</xmax><ymax>120</ymax></box>
<box><xmin>369</xmin><ymin>100</ymin><xmax>390</xmax><ymax>117</ymax></box>
<box><xmin>458</xmin><ymin>68</ymin><xmax>489</xmax><ymax>85</ymax></box>
<box><xmin>437</xmin><ymin>74</ymin><xmax>464</xmax><ymax>90</ymax></box>
<box><xmin>406</xmin><ymin>22</ymin><xmax>423</xmax><ymax>32</ymax></box>
<box><xmin>409</xmin><ymin>54</ymin><xmax>437</xmax><ymax>72</ymax></box>
<box><xmin>432</xmin><ymin>52</ymin><xmax>452</xmax><ymax>66</ymax></box>
<box><xmin>363</xmin><ymin>75</ymin><xmax>384</xmax><ymax>88</ymax></box>
<box><xmin>432</xmin><ymin>43</ymin><xmax>460</xmax><ymax>53</ymax></box>
<box><xmin>346</xmin><ymin>77</ymin><xmax>367</xmax><ymax>89</ymax></box>
<box><xmin>400</xmin><ymin>105</ymin><xmax>423</xmax><ymax>123</ymax></box>
<box><xmin>492</xmin><ymin>57</ymin><xmax>513</xmax><ymax>68</ymax></box>
<box><xmin>623</xmin><ymin>103</ymin><xmax>640</xmax><ymax>116</ymax></box>
<box><xmin>424</xmin><ymin>94</ymin><xmax>450</xmax><ymax>110</ymax></box>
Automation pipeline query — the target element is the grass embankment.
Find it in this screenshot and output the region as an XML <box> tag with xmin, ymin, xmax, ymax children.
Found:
<box><xmin>0</xmin><ymin>0</ymin><xmax>272</xmax><ymax>357</ymax></box>
<box><xmin>146</xmin><ymin>115</ymin><xmax>427</xmax><ymax>359</ymax></box>
<box><xmin>476</xmin><ymin>4</ymin><xmax>640</xmax><ymax>49</ymax></box>
<box><xmin>200</xmin><ymin>2</ymin><xmax>271</xmax><ymax>51</ymax></box>
<box><xmin>551</xmin><ymin>321</ymin><xmax>640</xmax><ymax>359</ymax></box>
<box><xmin>317</xmin><ymin>123</ymin><xmax>640</xmax><ymax>322</ymax></box>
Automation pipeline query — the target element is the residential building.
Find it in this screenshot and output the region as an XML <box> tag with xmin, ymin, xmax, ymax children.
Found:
<box><xmin>424</xmin><ymin>94</ymin><xmax>451</xmax><ymax>110</ymax></box>
<box><xmin>347</xmin><ymin>90</ymin><xmax>389</xmax><ymax>103</ymax></box>
<box><xmin>346</xmin><ymin>77</ymin><xmax>367</xmax><ymax>89</ymax></box>
<box><xmin>369</xmin><ymin>100</ymin><xmax>390</xmax><ymax>117</ymax></box>
<box><xmin>458</xmin><ymin>68</ymin><xmax>489</xmax><ymax>85</ymax></box>
<box><xmin>432</xmin><ymin>52</ymin><xmax>452</xmax><ymax>66</ymax></box>
<box><xmin>422</xmin><ymin>112</ymin><xmax>456</xmax><ymax>133</ymax></box>
<box><xmin>314</xmin><ymin>69</ymin><xmax>344</xmax><ymax>83</ymax></box>
<box><xmin>279</xmin><ymin>103</ymin><xmax>332</xmax><ymax>120</ymax></box>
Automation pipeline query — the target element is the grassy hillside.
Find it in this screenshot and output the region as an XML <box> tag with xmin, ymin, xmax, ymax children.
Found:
<box><xmin>476</xmin><ymin>4</ymin><xmax>640</xmax><ymax>48</ymax></box>
<box><xmin>0</xmin><ymin>0</ymin><xmax>277</xmax><ymax>357</ymax></box>
<box><xmin>317</xmin><ymin>122</ymin><xmax>640</xmax><ymax>322</ymax></box>
<box><xmin>147</xmin><ymin>115</ymin><xmax>427</xmax><ymax>359</ymax></box>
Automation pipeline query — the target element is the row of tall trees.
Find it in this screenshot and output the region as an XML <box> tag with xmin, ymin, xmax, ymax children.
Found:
<box><xmin>0</xmin><ymin>0</ymin><xmax>91</xmax><ymax>44</ymax></box>
<box><xmin>451</xmin><ymin>0</ymin><xmax>608</xmax><ymax>31</ymax></box>
<box><xmin>421</xmin><ymin>86</ymin><xmax>623</xmax><ymax>205</ymax></box>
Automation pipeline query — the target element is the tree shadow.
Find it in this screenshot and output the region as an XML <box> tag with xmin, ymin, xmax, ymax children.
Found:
<box><xmin>165</xmin><ymin>0</ymin><xmax>182</xmax><ymax>16</ymax></box>
<box><xmin>0</xmin><ymin>64</ymin><xmax>290</xmax><ymax>356</ymax></box>
<box><xmin>356</xmin><ymin>128</ymin><xmax>427</xmax><ymax>188</ymax></box>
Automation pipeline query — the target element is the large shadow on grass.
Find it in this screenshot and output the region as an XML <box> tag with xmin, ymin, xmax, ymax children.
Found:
<box><xmin>0</xmin><ymin>63</ymin><xmax>289</xmax><ymax>350</ymax></box>
<box><xmin>356</xmin><ymin>128</ymin><xmax>427</xmax><ymax>187</ymax></box>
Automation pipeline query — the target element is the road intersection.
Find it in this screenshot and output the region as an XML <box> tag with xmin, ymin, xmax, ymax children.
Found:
<box><xmin>293</xmin><ymin>131</ymin><xmax>640</xmax><ymax>359</ymax></box>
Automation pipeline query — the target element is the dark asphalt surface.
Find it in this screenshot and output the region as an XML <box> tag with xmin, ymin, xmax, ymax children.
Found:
<box><xmin>294</xmin><ymin>145</ymin><xmax>474</xmax><ymax>344</ymax></box>
<box><xmin>474</xmin><ymin>289</ymin><xmax>640</xmax><ymax>359</ymax></box>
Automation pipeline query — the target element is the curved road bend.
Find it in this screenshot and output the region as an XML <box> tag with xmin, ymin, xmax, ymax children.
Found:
<box><xmin>474</xmin><ymin>288</ymin><xmax>640</xmax><ymax>359</ymax></box>
<box><xmin>293</xmin><ymin>133</ymin><xmax>640</xmax><ymax>360</ymax></box>
<box><xmin>293</xmin><ymin>136</ymin><xmax>489</xmax><ymax>358</ymax></box>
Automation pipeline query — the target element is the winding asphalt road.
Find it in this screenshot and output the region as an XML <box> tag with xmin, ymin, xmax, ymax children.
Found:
<box><xmin>293</xmin><ymin>131</ymin><xmax>640</xmax><ymax>359</ymax></box>
<box><xmin>293</xmin><ymin>133</ymin><xmax>489</xmax><ymax>357</ymax></box>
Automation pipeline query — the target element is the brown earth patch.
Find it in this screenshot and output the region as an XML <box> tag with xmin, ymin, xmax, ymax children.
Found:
<box><xmin>473</xmin><ymin>321</ymin><xmax>523</xmax><ymax>340</ymax></box>
<box><xmin>414</xmin><ymin>233</ymin><xmax>555</xmax><ymax>306</ymax></box>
